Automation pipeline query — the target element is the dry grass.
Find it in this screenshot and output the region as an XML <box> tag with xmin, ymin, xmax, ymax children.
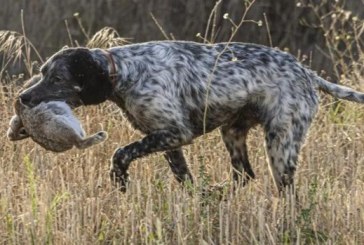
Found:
<box><xmin>86</xmin><ymin>27</ymin><xmax>130</xmax><ymax>49</ymax></box>
<box><xmin>1</xmin><ymin>1</ymin><xmax>364</xmax><ymax>244</ymax></box>
<box><xmin>1</xmin><ymin>84</ymin><xmax>364</xmax><ymax>244</ymax></box>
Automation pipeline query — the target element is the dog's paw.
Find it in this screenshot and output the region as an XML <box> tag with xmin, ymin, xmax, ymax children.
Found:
<box><xmin>110</xmin><ymin>148</ymin><xmax>131</xmax><ymax>192</ymax></box>
<box><xmin>109</xmin><ymin>166</ymin><xmax>130</xmax><ymax>192</ymax></box>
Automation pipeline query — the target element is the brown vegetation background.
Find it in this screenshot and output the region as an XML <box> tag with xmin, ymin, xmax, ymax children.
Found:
<box><xmin>1</xmin><ymin>1</ymin><xmax>364</xmax><ymax>243</ymax></box>
<box><xmin>0</xmin><ymin>0</ymin><xmax>363</xmax><ymax>75</ymax></box>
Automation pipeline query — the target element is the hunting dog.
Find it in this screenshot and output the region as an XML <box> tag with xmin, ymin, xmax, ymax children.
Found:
<box><xmin>18</xmin><ymin>41</ymin><xmax>364</xmax><ymax>192</ymax></box>
<box><xmin>8</xmin><ymin>75</ymin><xmax>107</xmax><ymax>152</ymax></box>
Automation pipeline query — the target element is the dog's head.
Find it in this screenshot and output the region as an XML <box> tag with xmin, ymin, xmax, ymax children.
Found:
<box><xmin>19</xmin><ymin>48</ymin><xmax>113</xmax><ymax>108</ymax></box>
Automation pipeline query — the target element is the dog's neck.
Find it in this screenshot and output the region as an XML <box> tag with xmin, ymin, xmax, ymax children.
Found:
<box><xmin>100</xmin><ymin>49</ymin><xmax>118</xmax><ymax>88</ymax></box>
<box><xmin>93</xmin><ymin>48</ymin><xmax>138</xmax><ymax>95</ymax></box>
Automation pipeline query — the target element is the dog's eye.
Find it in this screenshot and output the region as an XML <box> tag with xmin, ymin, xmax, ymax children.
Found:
<box><xmin>54</xmin><ymin>76</ymin><xmax>62</xmax><ymax>82</ymax></box>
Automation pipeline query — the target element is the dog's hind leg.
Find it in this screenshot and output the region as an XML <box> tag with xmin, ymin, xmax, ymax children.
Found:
<box><xmin>164</xmin><ymin>148</ymin><xmax>193</xmax><ymax>184</ymax></box>
<box><xmin>221</xmin><ymin>122</ymin><xmax>256</xmax><ymax>186</ymax></box>
<box><xmin>74</xmin><ymin>131</ymin><xmax>108</xmax><ymax>149</ymax></box>
<box><xmin>264</xmin><ymin>113</ymin><xmax>313</xmax><ymax>195</ymax></box>
<box><xmin>264</xmin><ymin>126</ymin><xmax>297</xmax><ymax>194</ymax></box>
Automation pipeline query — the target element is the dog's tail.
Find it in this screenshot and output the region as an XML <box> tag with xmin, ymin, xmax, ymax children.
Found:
<box><xmin>311</xmin><ymin>72</ymin><xmax>364</xmax><ymax>103</ymax></box>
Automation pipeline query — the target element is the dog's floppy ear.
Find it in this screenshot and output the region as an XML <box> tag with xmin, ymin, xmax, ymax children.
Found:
<box><xmin>67</xmin><ymin>48</ymin><xmax>113</xmax><ymax>105</ymax></box>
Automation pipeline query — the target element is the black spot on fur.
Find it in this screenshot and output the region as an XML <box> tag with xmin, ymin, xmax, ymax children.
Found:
<box><xmin>66</xmin><ymin>49</ymin><xmax>113</xmax><ymax>105</ymax></box>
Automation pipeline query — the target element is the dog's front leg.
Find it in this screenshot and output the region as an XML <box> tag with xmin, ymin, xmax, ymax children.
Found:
<box><xmin>164</xmin><ymin>148</ymin><xmax>193</xmax><ymax>184</ymax></box>
<box><xmin>110</xmin><ymin>129</ymin><xmax>192</xmax><ymax>191</ymax></box>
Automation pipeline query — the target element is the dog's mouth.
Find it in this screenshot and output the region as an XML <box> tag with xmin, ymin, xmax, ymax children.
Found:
<box><xmin>67</xmin><ymin>98</ymin><xmax>84</xmax><ymax>108</ymax></box>
<box><xmin>47</xmin><ymin>98</ymin><xmax>83</xmax><ymax>109</ymax></box>
<box><xmin>19</xmin><ymin>98</ymin><xmax>31</xmax><ymax>108</ymax></box>
<box><xmin>21</xmin><ymin>96</ymin><xmax>83</xmax><ymax>109</ymax></box>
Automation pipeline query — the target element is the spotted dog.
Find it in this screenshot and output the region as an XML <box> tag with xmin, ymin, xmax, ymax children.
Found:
<box><xmin>18</xmin><ymin>41</ymin><xmax>364</xmax><ymax>192</ymax></box>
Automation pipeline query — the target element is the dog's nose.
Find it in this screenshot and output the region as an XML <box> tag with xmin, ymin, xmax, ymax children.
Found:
<box><xmin>19</xmin><ymin>93</ymin><xmax>31</xmax><ymax>105</ymax></box>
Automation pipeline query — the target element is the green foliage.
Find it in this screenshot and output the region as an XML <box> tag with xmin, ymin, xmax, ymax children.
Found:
<box><xmin>297</xmin><ymin>181</ymin><xmax>328</xmax><ymax>243</ymax></box>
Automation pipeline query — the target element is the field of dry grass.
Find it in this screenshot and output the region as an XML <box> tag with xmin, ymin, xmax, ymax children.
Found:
<box><xmin>1</xmin><ymin>82</ymin><xmax>364</xmax><ymax>244</ymax></box>
<box><xmin>1</xmin><ymin>1</ymin><xmax>364</xmax><ymax>244</ymax></box>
